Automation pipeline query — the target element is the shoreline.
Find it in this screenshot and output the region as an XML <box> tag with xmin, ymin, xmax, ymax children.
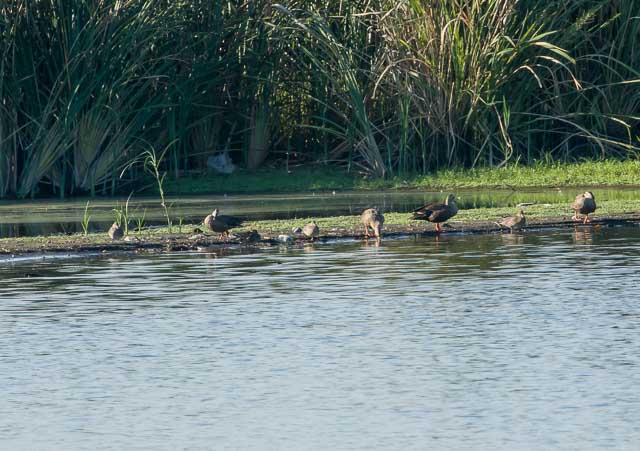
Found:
<box><xmin>2</xmin><ymin>212</ymin><xmax>639</xmax><ymax>260</ymax></box>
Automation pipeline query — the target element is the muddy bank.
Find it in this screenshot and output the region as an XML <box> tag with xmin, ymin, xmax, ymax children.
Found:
<box><xmin>1</xmin><ymin>213</ymin><xmax>639</xmax><ymax>259</ymax></box>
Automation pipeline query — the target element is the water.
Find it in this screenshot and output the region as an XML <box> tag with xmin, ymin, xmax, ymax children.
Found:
<box><xmin>2</xmin><ymin>186</ymin><xmax>640</xmax><ymax>238</ymax></box>
<box><xmin>2</xmin><ymin>227</ymin><xmax>640</xmax><ymax>450</ymax></box>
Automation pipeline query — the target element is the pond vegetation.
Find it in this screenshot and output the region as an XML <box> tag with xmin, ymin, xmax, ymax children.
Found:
<box><xmin>1</xmin><ymin>1</ymin><xmax>639</xmax><ymax>199</ymax></box>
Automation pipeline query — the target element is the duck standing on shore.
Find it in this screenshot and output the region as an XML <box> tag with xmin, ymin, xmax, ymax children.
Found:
<box><xmin>495</xmin><ymin>209</ymin><xmax>526</xmax><ymax>232</ymax></box>
<box><xmin>361</xmin><ymin>208</ymin><xmax>384</xmax><ymax>238</ymax></box>
<box><xmin>108</xmin><ymin>222</ymin><xmax>123</xmax><ymax>240</ymax></box>
<box><xmin>411</xmin><ymin>194</ymin><xmax>458</xmax><ymax>232</ymax></box>
<box><xmin>302</xmin><ymin>221</ymin><xmax>319</xmax><ymax>241</ymax></box>
<box><xmin>571</xmin><ymin>191</ymin><xmax>596</xmax><ymax>224</ymax></box>
<box><xmin>204</xmin><ymin>208</ymin><xmax>244</xmax><ymax>239</ymax></box>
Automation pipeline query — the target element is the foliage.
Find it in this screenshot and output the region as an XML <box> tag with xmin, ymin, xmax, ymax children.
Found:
<box><xmin>0</xmin><ymin>0</ymin><xmax>639</xmax><ymax>199</ymax></box>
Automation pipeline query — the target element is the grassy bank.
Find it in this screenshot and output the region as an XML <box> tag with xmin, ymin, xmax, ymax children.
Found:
<box><xmin>164</xmin><ymin>160</ymin><xmax>640</xmax><ymax>195</ymax></box>
<box><xmin>3</xmin><ymin>199</ymin><xmax>640</xmax><ymax>256</ymax></box>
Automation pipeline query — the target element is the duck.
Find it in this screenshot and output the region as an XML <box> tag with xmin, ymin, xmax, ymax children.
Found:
<box><xmin>571</xmin><ymin>192</ymin><xmax>596</xmax><ymax>224</ymax></box>
<box><xmin>495</xmin><ymin>209</ymin><xmax>526</xmax><ymax>232</ymax></box>
<box><xmin>107</xmin><ymin>222</ymin><xmax>123</xmax><ymax>240</ymax></box>
<box><xmin>235</xmin><ymin>229</ymin><xmax>261</xmax><ymax>244</ymax></box>
<box><xmin>360</xmin><ymin>208</ymin><xmax>384</xmax><ymax>238</ymax></box>
<box><xmin>411</xmin><ymin>194</ymin><xmax>458</xmax><ymax>232</ymax></box>
<box><xmin>302</xmin><ymin>221</ymin><xmax>319</xmax><ymax>240</ymax></box>
<box><xmin>204</xmin><ymin>208</ymin><xmax>244</xmax><ymax>239</ymax></box>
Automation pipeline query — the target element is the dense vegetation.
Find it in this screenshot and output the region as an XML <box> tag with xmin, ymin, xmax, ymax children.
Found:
<box><xmin>1</xmin><ymin>0</ymin><xmax>639</xmax><ymax>199</ymax></box>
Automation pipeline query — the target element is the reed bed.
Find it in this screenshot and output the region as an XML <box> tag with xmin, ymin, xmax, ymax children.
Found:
<box><xmin>0</xmin><ymin>0</ymin><xmax>638</xmax><ymax>199</ymax></box>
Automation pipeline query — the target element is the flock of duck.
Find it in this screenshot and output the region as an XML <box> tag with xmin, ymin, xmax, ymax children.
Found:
<box><xmin>107</xmin><ymin>191</ymin><xmax>597</xmax><ymax>241</ymax></box>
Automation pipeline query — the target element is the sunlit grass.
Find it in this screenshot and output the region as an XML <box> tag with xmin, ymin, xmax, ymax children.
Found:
<box><xmin>164</xmin><ymin>160</ymin><xmax>640</xmax><ymax>195</ymax></box>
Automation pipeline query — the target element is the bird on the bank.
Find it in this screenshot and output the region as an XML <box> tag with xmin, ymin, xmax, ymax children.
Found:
<box><xmin>571</xmin><ymin>191</ymin><xmax>596</xmax><ymax>224</ymax></box>
<box><xmin>203</xmin><ymin>208</ymin><xmax>243</xmax><ymax>239</ymax></box>
<box><xmin>302</xmin><ymin>221</ymin><xmax>319</xmax><ymax>240</ymax></box>
<box><xmin>361</xmin><ymin>208</ymin><xmax>384</xmax><ymax>238</ymax></box>
<box><xmin>235</xmin><ymin>229</ymin><xmax>261</xmax><ymax>244</ymax></box>
<box><xmin>495</xmin><ymin>209</ymin><xmax>526</xmax><ymax>232</ymax></box>
<box><xmin>411</xmin><ymin>194</ymin><xmax>458</xmax><ymax>232</ymax></box>
<box><xmin>108</xmin><ymin>222</ymin><xmax>123</xmax><ymax>240</ymax></box>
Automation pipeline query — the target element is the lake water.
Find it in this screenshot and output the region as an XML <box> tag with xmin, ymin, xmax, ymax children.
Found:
<box><xmin>2</xmin><ymin>226</ymin><xmax>640</xmax><ymax>450</ymax></box>
<box><xmin>2</xmin><ymin>186</ymin><xmax>640</xmax><ymax>238</ymax></box>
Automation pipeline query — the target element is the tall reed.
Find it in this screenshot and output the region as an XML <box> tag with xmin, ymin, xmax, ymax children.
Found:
<box><xmin>0</xmin><ymin>0</ymin><xmax>638</xmax><ymax>198</ymax></box>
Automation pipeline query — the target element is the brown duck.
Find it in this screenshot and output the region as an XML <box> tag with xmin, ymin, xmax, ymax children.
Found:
<box><xmin>411</xmin><ymin>194</ymin><xmax>458</xmax><ymax>232</ymax></box>
<box><xmin>495</xmin><ymin>209</ymin><xmax>526</xmax><ymax>232</ymax></box>
<box><xmin>361</xmin><ymin>208</ymin><xmax>384</xmax><ymax>238</ymax></box>
<box><xmin>107</xmin><ymin>222</ymin><xmax>123</xmax><ymax>240</ymax></box>
<box><xmin>571</xmin><ymin>191</ymin><xmax>596</xmax><ymax>224</ymax></box>
<box><xmin>204</xmin><ymin>208</ymin><xmax>244</xmax><ymax>238</ymax></box>
<box><xmin>302</xmin><ymin>221</ymin><xmax>319</xmax><ymax>240</ymax></box>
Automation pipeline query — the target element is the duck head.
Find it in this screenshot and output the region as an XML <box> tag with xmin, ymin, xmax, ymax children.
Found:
<box><xmin>212</xmin><ymin>208</ymin><xmax>220</xmax><ymax>218</ymax></box>
<box><xmin>445</xmin><ymin>194</ymin><xmax>456</xmax><ymax>205</ymax></box>
<box><xmin>584</xmin><ymin>191</ymin><xmax>595</xmax><ymax>200</ymax></box>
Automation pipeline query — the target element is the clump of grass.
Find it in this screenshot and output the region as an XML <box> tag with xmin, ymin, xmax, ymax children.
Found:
<box><xmin>112</xmin><ymin>194</ymin><xmax>133</xmax><ymax>236</ymax></box>
<box><xmin>134</xmin><ymin>208</ymin><xmax>147</xmax><ymax>233</ymax></box>
<box><xmin>81</xmin><ymin>201</ymin><xmax>92</xmax><ymax>236</ymax></box>
<box><xmin>142</xmin><ymin>146</ymin><xmax>173</xmax><ymax>233</ymax></box>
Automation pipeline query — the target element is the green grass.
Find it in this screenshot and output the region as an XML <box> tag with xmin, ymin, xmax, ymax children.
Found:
<box><xmin>163</xmin><ymin>160</ymin><xmax>640</xmax><ymax>195</ymax></box>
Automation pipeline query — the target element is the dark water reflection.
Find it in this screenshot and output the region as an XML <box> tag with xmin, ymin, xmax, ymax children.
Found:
<box><xmin>2</xmin><ymin>186</ymin><xmax>640</xmax><ymax>238</ymax></box>
<box><xmin>2</xmin><ymin>227</ymin><xmax>640</xmax><ymax>449</ymax></box>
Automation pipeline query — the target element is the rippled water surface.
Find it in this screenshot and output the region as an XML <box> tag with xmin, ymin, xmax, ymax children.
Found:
<box><xmin>2</xmin><ymin>227</ymin><xmax>640</xmax><ymax>450</ymax></box>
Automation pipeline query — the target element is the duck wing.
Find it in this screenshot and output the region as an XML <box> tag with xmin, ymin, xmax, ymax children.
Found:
<box><xmin>411</xmin><ymin>201</ymin><xmax>445</xmax><ymax>220</ymax></box>
<box><xmin>428</xmin><ymin>206</ymin><xmax>456</xmax><ymax>223</ymax></box>
<box><xmin>218</xmin><ymin>214</ymin><xmax>244</xmax><ymax>228</ymax></box>
<box><xmin>571</xmin><ymin>194</ymin><xmax>585</xmax><ymax>211</ymax></box>
<box><xmin>496</xmin><ymin>216</ymin><xmax>516</xmax><ymax>228</ymax></box>
<box><xmin>582</xmin><ymin>197</ymin><xmax>596</xmax><ymax>214</ymax></box>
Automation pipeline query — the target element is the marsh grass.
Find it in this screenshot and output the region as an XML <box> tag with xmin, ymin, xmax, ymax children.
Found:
<box><xmin>112</xmin><ymin>194</ymin><xmax>133</xmax><ymax>236</ymax></box>
<box><xmin>134</xmin><ymin>208</ymin><xmax>147</xmax><ymax>233</ymax></box>
<box><xmin>81</xmin><ymin>201</ymin><xmax>91</xmax><ymax>236</ymax></box>
<box><xmin>137</xmin><ymin>147</ymin><xmax>173</xmax><ymax>233</ymax></box>
<box><xmin>1</xmin><ymin>1</ymin><xmax>639</xmax><ymax>199</ymax></box>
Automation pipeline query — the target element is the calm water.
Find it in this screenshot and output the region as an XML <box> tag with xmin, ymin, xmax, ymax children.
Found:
<box><xmin>2</xmin><ymin>227</ymin><xmax>640</xmax><ymax>450</ymax></box>
<box><xmin>2</xmin><ymin>186</ymin><xmax>640</xmax><ymax>238</ymax></box>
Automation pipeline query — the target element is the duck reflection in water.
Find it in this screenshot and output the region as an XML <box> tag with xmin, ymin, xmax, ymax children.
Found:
<box><xmin>499</xmin><ymin>232</ymin><xmax>525</xmax><ymax>245</ymax></box>
<box><xmin>573</xmin><ymin>226</ymin><xmax>595</xmax><ymax>245</ymax></box>
<box><xmin>362</xmin><ymin>237</ymin><xmax>382</xmax><ymax>248</ymax></box>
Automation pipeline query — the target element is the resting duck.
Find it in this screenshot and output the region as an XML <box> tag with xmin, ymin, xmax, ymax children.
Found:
<box><xmin>204</xmin><ymin>208</ymin><xmax>244</xmax><ymax>238</ymax></box>
<box><xmin>302</xmin><ymin>221</ymin><xmax>319</xmax><ymax>240</ymax></box>
<box><xmin>495</xmin><ymin>209</ymin><xmax>526</xmax><ymax>232</ymax></box>
<box><xmin>361</xmin><ymin>208</ymin><xmax>384</xmax><ymax>238</ymax></box>
<box><xmin>411</xmin><ymin>194</ymin><xmax>458</xmax><ymax>232</ymax></box>
<box><xmin>571</xmin><ymin>192</ymin><xmax>596</xmax><ymax>224</ymax></box>
<box><xmin>108</xmin><ymin>222</ymin><xmax>123</xmax><ymax>240</ymax></box>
